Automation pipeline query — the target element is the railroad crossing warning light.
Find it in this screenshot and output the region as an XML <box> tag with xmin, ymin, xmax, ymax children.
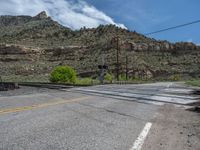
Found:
<box><xmin>98</xmin><ymin>65</ymin><xmax>108</xmax><ymax>84</ymax></box>
<box><xmin>98</xmin><ymin>65</ymin><xmax>108</xmax><ymax>70</ymax></box>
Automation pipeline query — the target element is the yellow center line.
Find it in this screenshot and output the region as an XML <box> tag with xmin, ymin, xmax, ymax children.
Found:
<box><xmin>0</xmin><ymin>96</ymin><xmax>92</xmax><ymax>115</ymax></box>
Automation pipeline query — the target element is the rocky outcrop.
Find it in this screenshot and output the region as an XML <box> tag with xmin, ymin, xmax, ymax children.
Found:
<box><xmin>34</xmin><ymin>11</ymin><xmax>48</xmax><ymax>19</ymax></box>
<box><xmin>122</xmin><ymin>41</ymin><xmax>200</xmax><ymax>52</ymax></box>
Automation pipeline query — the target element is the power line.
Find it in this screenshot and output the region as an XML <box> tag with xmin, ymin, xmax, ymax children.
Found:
<box><xmin>145</xmin><ymin>19</ymin><xmax>200</xmax><ymax>36</ymax></box>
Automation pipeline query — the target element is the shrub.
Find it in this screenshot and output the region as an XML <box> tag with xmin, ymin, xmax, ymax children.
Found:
<box><xmin>119</xmin><ymin>74</ymin><xmax>126</xmax><ymax>81</ymax></box>
<box><xmin>169</xmin><ymin>74</ymin><xmax>180</xmax><ymax>81</ymax></box>
<box><xmin>104</xmin><ymin>73</ymin><xmax>113</xmax><ymax>82</ymax></box>
<box><xmin>76</xmin><ymin>78</ymin><xmax>93</xmax><ymax>85</ymax></box>
<box><xmin>76</xmin><ymin>78</ymin><xmax>100</xmax><ymax>85</ymax></box>
<box><xmin>49</xmin><ymin>66</ymin><xmax>76</xmax><ymax>83</ymax></box>
<box><xmin>186</xmin><ymin>79</ymin><xmax>200</xmax><ymax>87</ymax></box>
<box><xmin>131</xmin><ymin>76</ymin><xmax>141</xmax><ymax>81</ymax></box>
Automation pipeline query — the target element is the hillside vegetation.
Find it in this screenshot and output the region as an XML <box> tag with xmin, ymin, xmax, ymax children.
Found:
<box><xmin>0</xmin><ymin>11</ymin><xmax>200</xmax><ymax>82</ymax></box>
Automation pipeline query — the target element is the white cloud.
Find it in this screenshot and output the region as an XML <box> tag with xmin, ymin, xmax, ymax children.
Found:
<box><xmin>0</xmin><ymin>0</ymin><xmax>126</xmax><ymax>30</ymax></box>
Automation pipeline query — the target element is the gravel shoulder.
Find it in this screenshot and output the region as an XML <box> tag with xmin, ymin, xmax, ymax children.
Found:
<box><xmin>143</xmin><ymin>105</ymin><xmax>200</xmax><ymax>150</ymax></box>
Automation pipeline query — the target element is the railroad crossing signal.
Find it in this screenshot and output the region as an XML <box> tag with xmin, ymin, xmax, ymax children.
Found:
<box><xmin>98</xmin><ymin>65</ymin><xmax>108</xmax><ymax>70</ymax></box>
<box><xmin>98</xmin><ymin>65</ymin><xmax>108</xmax><ymax>84</ymax></box>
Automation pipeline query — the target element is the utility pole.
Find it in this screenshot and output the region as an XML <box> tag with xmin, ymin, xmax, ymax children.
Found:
<box><xmin>116</xmin><ymin>36</ymin><xmax>120</xmax><ymax>81</ymax></box>
<box><xmin>125</xmin><ymin>42</ymin><xmax>132</xmax><ymax>81</ymax></box>
<box><xmin>126</xmin><ymin>55</ymin><xmax>128</xmax><ymax>80</ymax></box>
<box><xmin>100</xmin><ymin>51</ymin><xmax>105</xmax><ymax>84</ymax></box>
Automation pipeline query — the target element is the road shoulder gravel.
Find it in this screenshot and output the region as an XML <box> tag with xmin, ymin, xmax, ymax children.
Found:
<box><xmin>143</xmin><ymin>105</ymin><xmax>200</xmax><ymax>150</ymax></box>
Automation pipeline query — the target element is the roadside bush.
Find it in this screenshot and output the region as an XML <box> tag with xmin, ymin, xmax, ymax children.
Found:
<box><xmin>131</xmin><ymin>76</ymin><xmax>142</xmax><ymax>81</ymax></box>
<box><xmin>49</xmin><ymin>66</ymin><xmax>76</xmax><ymax>83</ymax></box>
<box><xmin>119</xmin><ymin>74</ymin><xmax>126</xmax><ymax>81</ymax></box>
<box><xmin>186</xmin><ymin>79</ymin><xmax>200</xmax><ymax>87</ymax></box>
<box><xmin>104</xmin><ymin>73</ymin><xmax>113</xmax><ymax>83</ymax></box>
<box><xmin>76</xmin><ymin>78</ymin><xmax>93</xmax><ymax>85</ymax></box>
<box><xmin>169</xmin><ymin>74</ymin><xmax>180</xmax><ymax>81</ymax></box>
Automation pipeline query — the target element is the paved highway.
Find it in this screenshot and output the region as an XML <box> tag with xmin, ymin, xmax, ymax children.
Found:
<box><xmin>73</xmin><ymin>82</ymin><xmax>200</xmax><ymax>107</ymax></box>
<box><xmin>0</xmin><ymin>82</ymin><xmax>199</xmax><ymax>150</ymax></box>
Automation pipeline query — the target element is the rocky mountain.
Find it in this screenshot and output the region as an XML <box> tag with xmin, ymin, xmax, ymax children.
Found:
<box><xmin>0</xmin><ymin>12</ymin><xmax>200</xmax><ymax>82</ymax></box>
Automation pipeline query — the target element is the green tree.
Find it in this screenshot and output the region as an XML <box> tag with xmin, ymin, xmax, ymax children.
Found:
<box><xmin>49</xmin><ymin>66</ymin><xmax>76</xmax><ymax>83</ymax></box>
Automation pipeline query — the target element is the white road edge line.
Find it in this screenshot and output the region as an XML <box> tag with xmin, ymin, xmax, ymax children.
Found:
<box><xmin>130</xmin><ymin>122</ymin><xmax>152</xmax><ymax>150</ymax></box>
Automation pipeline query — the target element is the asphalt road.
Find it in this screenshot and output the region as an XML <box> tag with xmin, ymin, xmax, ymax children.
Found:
<box><xmin>0</xmin><ymin>82</ymin><xmax>199</xmax><ymax>150</ymax></box>
<box><xmin>73</xmin><ymin>82</ymin><xmax>200</xmax><ymax>107</ymax></box>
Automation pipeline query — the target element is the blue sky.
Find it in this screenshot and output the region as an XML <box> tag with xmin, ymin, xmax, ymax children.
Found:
<box><xmin>0</xmin><ymin>0</ymin><xmax>199</xmax><ymax>44</ymax></box>
<box><xmin>86</xmin><ymin>0</ymin><xmax>200</xmax><ymax>44</ymax></box>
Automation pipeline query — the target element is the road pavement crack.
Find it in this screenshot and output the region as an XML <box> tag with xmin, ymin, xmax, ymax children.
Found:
<box><xmin>77</xmin><ymin>102</ymin><xmax>149</xmax><ymax>122</ymax></box>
